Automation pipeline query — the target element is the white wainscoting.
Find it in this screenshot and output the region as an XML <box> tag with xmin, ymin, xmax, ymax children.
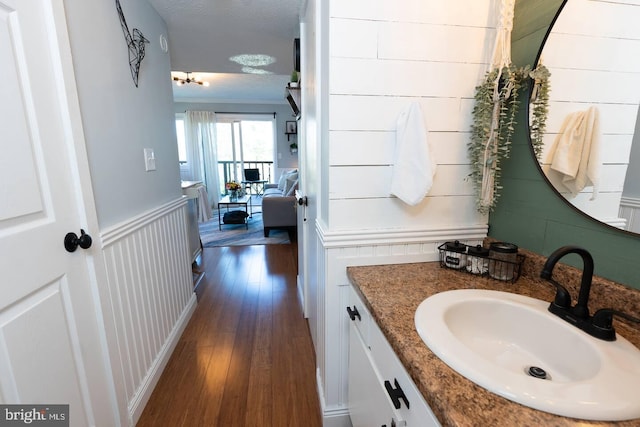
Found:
<box><xmin>620</xmin><ymin>197</ymin><xmax>640</xmax><ymax>234</ymax></box>
<box><xmin>100</xmin><ymin>198</ymin><xmax>197</xmax><ymax>425</ymax></box>
<box><xmin>315</xmin><ymin>221</ymin><xmax>488</xmax><ymax>426</ymax></box>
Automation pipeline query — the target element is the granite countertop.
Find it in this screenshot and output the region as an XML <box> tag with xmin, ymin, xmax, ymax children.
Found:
<box><xmin>346</xmin><ymin>249</ymin><xmax>640</xmax><ymax>427</ymax></box>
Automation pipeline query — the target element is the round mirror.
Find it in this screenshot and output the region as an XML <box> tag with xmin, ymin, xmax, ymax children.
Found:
<box><xmin>532</xmin><ymin>0</ymin><xmax>640</xmax><ymax>234</ymax></box>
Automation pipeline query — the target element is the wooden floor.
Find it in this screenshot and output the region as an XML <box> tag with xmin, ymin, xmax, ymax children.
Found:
<box><xmin>137</xmin><ymin>244</ymin><xmax>321</xmax><ymax>426</ymax></box>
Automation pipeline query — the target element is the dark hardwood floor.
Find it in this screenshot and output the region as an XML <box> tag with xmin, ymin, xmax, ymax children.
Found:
<box><xmin>137</xmin><ymin>244</ymin><xmax>321</xmax><ymax>426</ymax></box>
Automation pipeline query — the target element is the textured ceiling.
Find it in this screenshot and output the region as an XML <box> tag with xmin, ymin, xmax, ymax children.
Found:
<box><xmin>147</xmin><ymin>0</ymin><xmax>302</xmax><ymax>103</ymax></box>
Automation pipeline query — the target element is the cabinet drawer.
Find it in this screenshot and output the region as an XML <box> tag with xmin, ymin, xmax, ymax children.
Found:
<box><xmin>347</xmin><ymin>286</ymin><xmax>371</xmax><ymax>347</ymax></box>
<box><xmin>369</xmin><ymin>319</ymin><xmax>441</xmax><ymax>427</ymax></box>
<box><xmin>349</xmin><ymin>321</ymin><xmax>404</xmax><ymax>427</ymax></box>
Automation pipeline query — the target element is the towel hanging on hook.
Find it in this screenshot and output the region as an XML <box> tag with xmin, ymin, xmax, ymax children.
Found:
<box><xmin>390</xmin><ymin>102</ymin><xmax>437</xmax><ymax>206</ymax></box>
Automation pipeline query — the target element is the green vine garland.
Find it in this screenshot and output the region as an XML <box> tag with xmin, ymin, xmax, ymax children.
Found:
<box><xmin>529</xmin><ymin>64</ymin><xmax>551</xmax><ymax>159</ymax></box>
<box><xmin>468</xmin><ymin>64</ymin><xmax>550</xmax><ymax>214</ymax></box>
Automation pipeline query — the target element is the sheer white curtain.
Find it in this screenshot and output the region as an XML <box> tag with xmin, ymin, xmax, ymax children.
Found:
<box><xmin>185</xmin><ymin>110</ymin><xmax>220</xmax><ymax>209</ymax></box>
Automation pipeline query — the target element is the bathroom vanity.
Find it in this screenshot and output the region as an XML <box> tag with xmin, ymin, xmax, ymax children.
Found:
<box><xmin>348</xmin><ymin>284</ymin><xmax>440</xmax><ymax>427</ymax></box>
<box><xmin>346</xmin><ymin>249</ymin><xmax>640</xmax><ymax>426</ymax></box>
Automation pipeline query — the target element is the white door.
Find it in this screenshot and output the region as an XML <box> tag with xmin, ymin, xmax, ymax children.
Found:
<box><xmin>0</xmin><ymin>1</ymin><xmax>115</xmax><ymax>426</ymax></box>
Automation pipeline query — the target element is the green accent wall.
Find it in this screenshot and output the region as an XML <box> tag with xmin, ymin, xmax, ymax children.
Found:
<box><xmin>488</xmin><ymin>0</ymin><xmax>640</xmax><ymax>288</ymax></box>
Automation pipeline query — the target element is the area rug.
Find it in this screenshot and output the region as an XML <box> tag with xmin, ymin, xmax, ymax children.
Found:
<box><xmin>199</xmin><ymin>209</ymin><xmax>290</xmax><ymax>247</ymax></box>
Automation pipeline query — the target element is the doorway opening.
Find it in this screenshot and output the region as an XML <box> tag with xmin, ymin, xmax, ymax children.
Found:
<box><xmin>215</xmin><ymin>114</ymin><xmax>275</xmax><ymax>196</ymax></box>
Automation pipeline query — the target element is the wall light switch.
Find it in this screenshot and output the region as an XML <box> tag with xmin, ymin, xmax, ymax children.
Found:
<box><xmin>144</xmin><ymin>148</ymin><xmax>156</xmax><ymax>171</ymax></box>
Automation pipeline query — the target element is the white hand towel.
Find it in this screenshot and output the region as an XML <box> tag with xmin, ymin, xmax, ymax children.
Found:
<box><xmin>546</xmin><ymin>106</ymin><xmax>601</xmax><ymax>199</ymax></box>
<box><xmin>390</xmin><ymin>102</ymin><xmax>437</xmax><ymax>206</ymax></box>
<box><xmin>197</xmin><ymin>185</ymin><xmax>213</xmax><ymax>222</ymax></box>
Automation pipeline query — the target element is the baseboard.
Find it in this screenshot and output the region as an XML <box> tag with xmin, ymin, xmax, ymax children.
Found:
<box><xmin>128</xmin><ymin>293</ymin><xmax>197</xmax><ymax>424</ymax></box>
<box><xmin>297</xmin><ymin>274</ymin><xmax>306</xmax><ymax>318</ymax></box>
<box><xmin>317</xmin><ymin>368</ymin><xmax>352</xmax><ymax>427</ymax></box>
<box><xmin>322</xmin><ymin>409</ymin><xmax>352</xmax><ymax>427</ymax></box>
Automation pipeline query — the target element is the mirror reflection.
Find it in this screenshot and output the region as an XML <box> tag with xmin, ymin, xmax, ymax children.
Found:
<box><xmin>533</xmin><ymin>0</ymin><xmax>640</xmax><ymax>234</ymax></box>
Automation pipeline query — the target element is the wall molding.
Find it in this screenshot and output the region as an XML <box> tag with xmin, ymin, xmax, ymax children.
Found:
<box><xmin>129</xmin><ymin>294</ymin><xmax>196</xmax><ymax>424</ymax></box>
<box><xmin>317</xmin><ymin>220</ymin><xmax>488</xmax><ymax>248</ymax></box>
<box><xmin>100</xmin><ymin>197</ymin><xmax>187</xmax><ymax>247</ymax></box>
<box><xmin>314</xmin><ymin>219</ymin><xmax>489</xmax><ymax>420</ymax></box>
<box><xmin>99</xmin><ymin>199</ymin><xmax>194</xmax><ymax>426</ymax></box>
<box><xmin>620</xmin><ymin>196</ymin><xmax>640</xmax><ymax>233</ymax></box>
<box><xmin>621</xmin><ymin>196</ymin><xmax>640</xmax><ymax>209</ymax></box>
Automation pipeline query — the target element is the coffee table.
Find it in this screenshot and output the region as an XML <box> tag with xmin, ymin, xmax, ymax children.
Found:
<box><xmin>218</xmin><ymin>195</ymin><xmax>252</xmax><ymax>230</ymax></box>
<box><xmin>242</xmin><ymin>179</ymin><xmax>268</xmax><ymax>196</ymax></box>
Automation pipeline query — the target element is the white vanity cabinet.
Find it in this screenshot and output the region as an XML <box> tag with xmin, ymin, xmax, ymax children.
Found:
<box><xmin>347</xmin><ymin>285</ymin><xmax>441</xmax><ymax>427</ymax></box>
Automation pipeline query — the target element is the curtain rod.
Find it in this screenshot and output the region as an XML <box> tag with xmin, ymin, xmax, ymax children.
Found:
<box><xmin>184</xmin><ymin>111</ymin><xmax>276</xmax><ymax>118</ymax></box>
<box><xmin>217</xmin><ymin>112</ymin><xmax>276</xmax><ymax>119</ymax></box>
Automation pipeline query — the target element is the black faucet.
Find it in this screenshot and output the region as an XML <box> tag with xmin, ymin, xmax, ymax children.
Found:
<box><xmin>540</xmin><ymin>246</ymin><xmax>619</xmax><ymax>340</ymax></box>
<box><xmin>541</xmin><ymin>246</ymin><xmax>594</xmax><ymax>317</ymax></box>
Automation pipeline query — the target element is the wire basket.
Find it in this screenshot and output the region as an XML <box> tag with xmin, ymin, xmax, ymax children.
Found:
<box><xmin>438</xmin><ymin>242</ymin><xmax>525</xmax><ymax>283</ymax></box>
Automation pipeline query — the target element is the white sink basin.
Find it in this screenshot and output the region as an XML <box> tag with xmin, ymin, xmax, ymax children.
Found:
<box><xmin>415</xmin><ymin>289</ymin><xmax>640</xmax><ymax>421</ymax></box>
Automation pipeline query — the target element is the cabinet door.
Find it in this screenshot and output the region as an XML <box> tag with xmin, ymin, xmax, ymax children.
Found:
<box><xmin>349</xmin><ymin>322</ymin><xmax>403</xmax><ymax>427</ymax></box>
<box><xmin>369</xmin><ymin>320</ymin><xmax>441</xmax><ymax>426</ymax></box>
<box><xmin>348</xmin><ymin>287</ymin><xmax>371</xmax><ymax>347</ymax></box>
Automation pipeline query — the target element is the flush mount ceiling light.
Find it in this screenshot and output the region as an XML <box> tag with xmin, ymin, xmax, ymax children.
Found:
<box><xmin>229</xmin><ymin>54</ymin><xmax>276</xmax><ymax>74</ymax></box>
<box><xmin>229</xmin><ymin>54</ymin><xmax>276</xmax><ymax>67</ymax></box>
<box><xmin>173</xmin><ymin>72</ymin><xmax>209</xmax><ymax>87</ymax></box>
<box><xmin>241</xmin><ymin>66</ymin><xmax>273</xmax><ymax>75</ymax></box>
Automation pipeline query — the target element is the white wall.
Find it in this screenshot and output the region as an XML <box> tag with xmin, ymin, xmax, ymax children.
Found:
<box><xmin>309</xmin><ymin>1</ymin><xmax>497</xmax><ymax>424</ymax></box>
<box><xmin>539</xmin><ymin>0</ymin><xmax>640</xmax><ymax>227</ymax></box>
<box><xmin>62</xmin><ymin>1</ymin><xmax>196</xmax><ymax>424</ymax></box>
<box><xmin>64</xmin><ymin>0</ymin><xmax>182</xmax><ymax>229</ymax></box>
<box><xmin>324</xmin><ymin>0</ymin><xmax>494</xmax><ymax>232</ymax></box>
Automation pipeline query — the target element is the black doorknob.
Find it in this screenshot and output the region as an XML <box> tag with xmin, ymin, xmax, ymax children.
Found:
<box><xmin>64</xmin><ymin>229</ymin><xmax>93</xmax><ymax>252</ymax></box>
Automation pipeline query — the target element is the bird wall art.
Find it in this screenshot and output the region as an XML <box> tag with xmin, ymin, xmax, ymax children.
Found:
<box><xmin>115</xmin><ymin>0</ymin><xmax>149</xmax><ymax>87</ymax></box>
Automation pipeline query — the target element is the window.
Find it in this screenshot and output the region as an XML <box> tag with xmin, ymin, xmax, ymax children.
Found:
<box><xmin>215</xmin><ymin>114</ymin><xmax>275</xmax><ymax>188</ymax></box>
<box><xmin>174</xmin><ymin>112</ymin><xmax>275</xmax><ymax>193</ymax></box>
<box><xmin>175</xmin><ymin>114</ymin><xmax>187</xmax><ymax>163</ymax></box>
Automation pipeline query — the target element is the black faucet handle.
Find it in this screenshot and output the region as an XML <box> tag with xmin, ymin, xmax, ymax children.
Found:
<box><xmin>593</xmin><ymin>309</ymin><xmax>640</xmax><ymax>330</ymax></box>
<box><xmin>546</xmin><ymin>278</ymin><xmax>571</xmax><ymax>308</ymax></box>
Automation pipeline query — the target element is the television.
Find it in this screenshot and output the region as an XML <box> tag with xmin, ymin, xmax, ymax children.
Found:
<box><xmin>286</xmin><ymin>88</ymin><xmax>301</xmax><ymax>119</ymax></box>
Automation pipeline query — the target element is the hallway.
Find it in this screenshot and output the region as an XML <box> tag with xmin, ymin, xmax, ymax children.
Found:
<box><xmin>137</xmin><ymin>244</ymin><xmax>321</xmax><ymax>426</ymax></box>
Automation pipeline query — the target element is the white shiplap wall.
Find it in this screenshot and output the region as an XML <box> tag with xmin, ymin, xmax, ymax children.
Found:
<box><xmin>315</xmin><ymin>1</ymin><xmax>498</xmax><ymax>425</ymax></box>
<box><xmin>326</xmin><ymin>0</ymin><xmax>495</xmax><ymax>232</ymax></box>
<box><xmin>539</xmin><ymin>0</ymin><xmax>640</xmax><ymax>227</ymax></box>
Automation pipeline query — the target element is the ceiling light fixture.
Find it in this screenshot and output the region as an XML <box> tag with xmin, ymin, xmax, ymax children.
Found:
<box><xmin>241</xmin><ymin>66</ymin><xmax>273</xmax><ymax>75</ymax></box>
<box><xmin>173</xmin><ymin>72</ymin><xmax>209</xmax><ymax>87</ymax></box>
<box><xmin>229</xmin><ymin>54</ymin><xmax>276</xmax><ymax>67</ymax></box>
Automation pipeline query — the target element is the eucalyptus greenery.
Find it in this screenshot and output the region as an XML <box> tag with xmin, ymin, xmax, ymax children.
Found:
<box><xmin>529</xmin><ymin>65</ymin><xmax>551</xmax><ymax>159</ymax></box>
<box><xmin>468</xmin><ymin>64</ymin><xmax>549</xmax><ymax>214</ymax></box>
